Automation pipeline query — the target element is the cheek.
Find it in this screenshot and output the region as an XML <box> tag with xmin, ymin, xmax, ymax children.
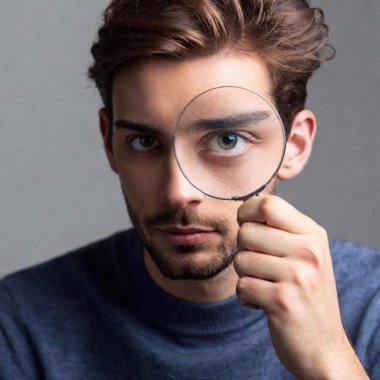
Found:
<box><xmin>113</xmin><ymin>142</ymin><xmax>162</xmax><ymax>190</ymax></box>
<box><xmin>121</xmin><ymin>169</ymin><xmax>160</xmax><ymax>196</ymax></box>
<box><xmin>116</xmin><ymin>159</ymin><xmax>164</xmax><ymax>208</ymax></box>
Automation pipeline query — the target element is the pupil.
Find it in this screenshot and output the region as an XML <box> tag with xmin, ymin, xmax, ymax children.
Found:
<box><xmin>218</xmin><ymin>133</ymin><xmax>237</xmax><ymax>149</ymax></box>
<box><xmin>140</xmin><ymin>136</ymin><xmax>154</xmax><ymax>147</ymax></box>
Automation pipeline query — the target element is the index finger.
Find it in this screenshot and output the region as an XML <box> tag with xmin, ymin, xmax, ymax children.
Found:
<box><xmin>237</xmin><ymin>195</ymin><xmax>319</xmax><ymax>235</ymax></box>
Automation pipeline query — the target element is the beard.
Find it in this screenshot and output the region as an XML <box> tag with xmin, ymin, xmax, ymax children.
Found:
<box><xmin>121</xmin><ymin>189</ymin><xmax>238</xmax><ymax>281</ymax></box>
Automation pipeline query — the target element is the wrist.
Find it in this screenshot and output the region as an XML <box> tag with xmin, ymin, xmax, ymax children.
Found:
<box><xmin>297</xmin><ymin>336</ymin><xmax>369</xmax><ymax>380</ymax></box>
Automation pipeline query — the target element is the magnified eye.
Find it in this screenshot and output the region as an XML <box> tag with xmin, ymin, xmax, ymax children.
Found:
<box><xmin>130</xmin><ymin>135</ymin><xmax>160</xmax><ymax>151</ymax></box>
<box><xmin>208</xmin><ymin>132</ymin><xmax>247</xmax><ymax>155</ymax></box>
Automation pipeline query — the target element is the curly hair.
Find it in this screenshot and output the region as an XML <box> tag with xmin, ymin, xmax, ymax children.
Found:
<box><xmin>88</xmin><ymin>0</ymin><xmax>334</xmax><ymax>137</ymax></box>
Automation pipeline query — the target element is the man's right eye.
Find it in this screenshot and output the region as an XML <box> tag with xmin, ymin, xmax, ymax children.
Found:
<box><xmin>128</xmin><ymin>135</ymin><xmax>161</xmax><ymax>151</ymax></box>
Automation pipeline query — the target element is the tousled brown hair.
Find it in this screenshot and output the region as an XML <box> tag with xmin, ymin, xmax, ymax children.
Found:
<box><xmin>88</xmin><ymin>0</ymin><xmax>334</xmax><ymax>137</ymax></box>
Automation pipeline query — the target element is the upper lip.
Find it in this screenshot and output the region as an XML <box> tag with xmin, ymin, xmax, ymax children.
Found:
<box><xmin>157</xmin><ymin>226</ymin><xmax>214</xmax><ymax>234</ymax></box>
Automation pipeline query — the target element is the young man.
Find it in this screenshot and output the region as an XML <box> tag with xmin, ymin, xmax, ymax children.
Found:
<box><xmin>1</xmin><ymin>1</ymin><xmax>379</xmax><ymax>379</ymax></box>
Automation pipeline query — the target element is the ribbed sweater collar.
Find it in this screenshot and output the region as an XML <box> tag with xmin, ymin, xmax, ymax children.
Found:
<box><xmin>113</xmin><ymin>229</ymin><xmax>264</xmax><ymax>336</ymax></box>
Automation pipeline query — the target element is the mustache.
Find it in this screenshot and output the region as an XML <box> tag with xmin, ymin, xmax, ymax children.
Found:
<box><xmin>143</xmin><ymin>209</ymin><xmax>229</xmax><ymax>233</ymax></box>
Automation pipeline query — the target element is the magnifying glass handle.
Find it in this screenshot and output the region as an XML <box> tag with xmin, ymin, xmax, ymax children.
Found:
<box><xmin>231</xmin><ymin>184</ymin><xmax>267</xmax><ymax>202</ymax></box>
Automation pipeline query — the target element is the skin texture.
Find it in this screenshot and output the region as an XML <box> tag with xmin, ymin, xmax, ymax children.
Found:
<box><xmin>99</xmin><ymin>54</ymin><xmax>369</xmax><ymax>379</ymax></box>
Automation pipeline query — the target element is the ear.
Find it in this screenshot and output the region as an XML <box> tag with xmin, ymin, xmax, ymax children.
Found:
<box><xmin>277</xmin><ymin>109</ymin><xmax>317</xmax><ymax>180</ymax></box>
<box><xmin>99</xmin><ymin>108</ymin><xmax>118</xmax><ymax>174</ymax></box>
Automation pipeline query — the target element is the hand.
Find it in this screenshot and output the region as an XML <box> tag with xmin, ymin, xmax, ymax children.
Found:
<box><xmin>234</xmin><ymin>195</ymin><xmax>369</xmax><ymax>379</ymax></box>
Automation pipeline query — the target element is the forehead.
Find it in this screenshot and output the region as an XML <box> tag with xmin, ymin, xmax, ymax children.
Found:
<box><xmin>112</xmin><ymin>54</ymin><xmax>272</xmax><ymax>132</ymax></box>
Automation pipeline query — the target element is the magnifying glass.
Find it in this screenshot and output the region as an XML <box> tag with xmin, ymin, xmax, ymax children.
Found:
<box><xmin>173</xmin><ymin>86</ymin><xmax>287</xmax><ymax>201</ymax></box>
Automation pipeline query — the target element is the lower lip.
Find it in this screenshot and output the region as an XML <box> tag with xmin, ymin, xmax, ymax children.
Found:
<box><xmin>160</xmin><ymin>230</ymin><xmax>215</xmax><ymax>246</ymax></box>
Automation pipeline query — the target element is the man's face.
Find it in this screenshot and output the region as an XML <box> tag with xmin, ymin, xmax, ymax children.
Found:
<box><xmin>110</xmin><ymin>54</ymin><xmax>274</xmax><ymax>280</ymax></box>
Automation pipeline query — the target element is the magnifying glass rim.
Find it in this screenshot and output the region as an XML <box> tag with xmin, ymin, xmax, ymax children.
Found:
<box><xmin>173</xmin><ymin>85</ymin><xmax>287</xmax><ymax>201</ymax></box>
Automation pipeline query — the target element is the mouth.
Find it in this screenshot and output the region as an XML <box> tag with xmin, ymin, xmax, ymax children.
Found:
<box><xmin>157</xmin><ymin>226</ymin><xmax>217</xmax><ymax>246</ymax></box>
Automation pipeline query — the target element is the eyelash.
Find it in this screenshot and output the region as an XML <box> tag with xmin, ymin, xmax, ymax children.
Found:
<box><xmin>201</xmin><ymin>130</ymin><xmax>258</xmax><ymax>149</ymax></box>
<box><xmin>124</xmin><ymin>134</ymin><xmax>163</xmax><ymax>152</ymax></box>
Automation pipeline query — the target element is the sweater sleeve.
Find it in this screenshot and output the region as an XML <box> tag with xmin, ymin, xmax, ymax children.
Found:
<box><xmin>0</xmin><ymin>280</ymin><xmax>39</xmax><ymax>380</ymax></box>
<box><xmin>355</xmin><ymin>284</ymin><xmax>380</xmax><ymax>379</ymax></box>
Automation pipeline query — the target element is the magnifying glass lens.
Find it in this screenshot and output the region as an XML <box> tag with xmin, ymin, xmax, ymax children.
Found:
<box><xmin>174</xmin><ymin>87</ymin><xmax>286</xmax><ymax>200</ymax></box>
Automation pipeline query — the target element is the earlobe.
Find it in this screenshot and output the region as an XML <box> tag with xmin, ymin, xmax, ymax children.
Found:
<box><xmin>277</xmin><ymin>109</ymin><xmax>317</xmax><ymax>181</ymax></box>
<box><xmin>99</xmin><ymin>108</ymin><xmax>118</xmax><ymax>174</ymax></box>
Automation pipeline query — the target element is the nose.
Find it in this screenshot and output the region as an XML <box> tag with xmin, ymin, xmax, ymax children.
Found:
<box><xmin>160</xmin><ymin>152</ymin><xmax>205</xmax><ymax>210</ymax></box>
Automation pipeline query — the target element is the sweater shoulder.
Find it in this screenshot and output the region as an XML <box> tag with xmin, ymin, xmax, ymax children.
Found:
<box><xmin>0</xmin><ymin>229</ymin><xmax>135</xmax><ymax>309</ymax></box>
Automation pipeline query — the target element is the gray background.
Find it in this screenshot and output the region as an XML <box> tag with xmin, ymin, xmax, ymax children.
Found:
<box><xmin>1</xmin><ymin>0</ymin><xmax>379</xmax><ymax>277</ymax></box>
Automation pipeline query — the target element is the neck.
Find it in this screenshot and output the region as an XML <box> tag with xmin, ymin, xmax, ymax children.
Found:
<box><xmin>143</xmin><ymin>249</ymin><xmax>239</xmax><ymax>304</ymax></box>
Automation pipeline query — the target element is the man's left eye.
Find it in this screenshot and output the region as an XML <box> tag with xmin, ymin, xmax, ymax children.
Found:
<box><xmin>207</xmin><ymin>132</ymin><xmax>248</xmax><ymax>155</ymax></box>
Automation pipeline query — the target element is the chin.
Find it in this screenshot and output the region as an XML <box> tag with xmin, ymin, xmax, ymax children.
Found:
<box><xmin>146</xmin><ymin>243</ymin><xmax>237</xmax><ymax>281</ymax></box>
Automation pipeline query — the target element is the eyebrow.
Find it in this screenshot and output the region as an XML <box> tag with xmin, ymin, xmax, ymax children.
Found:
<box><xmin>183</xmin><ymin>111</ymin><xmax>272</xmax><ymax>133</ymax></box>
<box><xmin>114</xmin><ymin>111</ymin><xmax>272</xmax><ymax>135</ymax></box>
<box><xmin>114</xmin><ymin>119</ymin><xmax>161</xmax><ymax>135</ymax></box>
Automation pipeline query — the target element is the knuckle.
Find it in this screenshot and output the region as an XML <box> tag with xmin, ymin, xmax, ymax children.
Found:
<box><xmin>236</xmin><ymin>277</ymin><xmax>249</xmax><ymax>298</ymax></box>
<box><xmin>237</xmin><ymin>206</ymin><xmax>244</xmax><ymax>225</ymax></box>
<box><xmin>273</xmin><ymin>284</ymin><xmax>293</xmax><ymax>313</ymax></box>
<box><xmin>314</xmin><ymin>223</ymin><xmax>329</xmax><ymax>241</ymax></box>
<box><xmin>236</xmin><ymin>276</ymin><xmax>256</xmax><ymax>297</ymax></box>
<box><xmin>299</xmin><ymin>238</ymin><xmax>324</xmax><ymax>269</ymax></box>
<box><xmin>233</xmin><ymin>252</ymin><xmax>245</xmax><ymax>275</ymax></box>
<box><xmin>290</xmin><ymin>265</ymin><xmax>314</xmax><ymax>291</ymax></box>
<box><xmin>239</xmin><ymin>222</ymin><xmax>253</xmax><ymax>237</ymax></box>
<box><xmin>238</xmin><ymin>222</ymin><xmax>254</xmax><ymax>247</ymax></box>
<box><xmin>260</xmin><ymin>196</ymin><xmax>277</xmax><ymax>216</ymax></box>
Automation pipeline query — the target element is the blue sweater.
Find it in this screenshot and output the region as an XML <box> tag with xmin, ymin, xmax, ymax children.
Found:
<box><xmin>1</xmin><ymin>229</ymin><xmax>380</xmax><ymax>379</ymax></box>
